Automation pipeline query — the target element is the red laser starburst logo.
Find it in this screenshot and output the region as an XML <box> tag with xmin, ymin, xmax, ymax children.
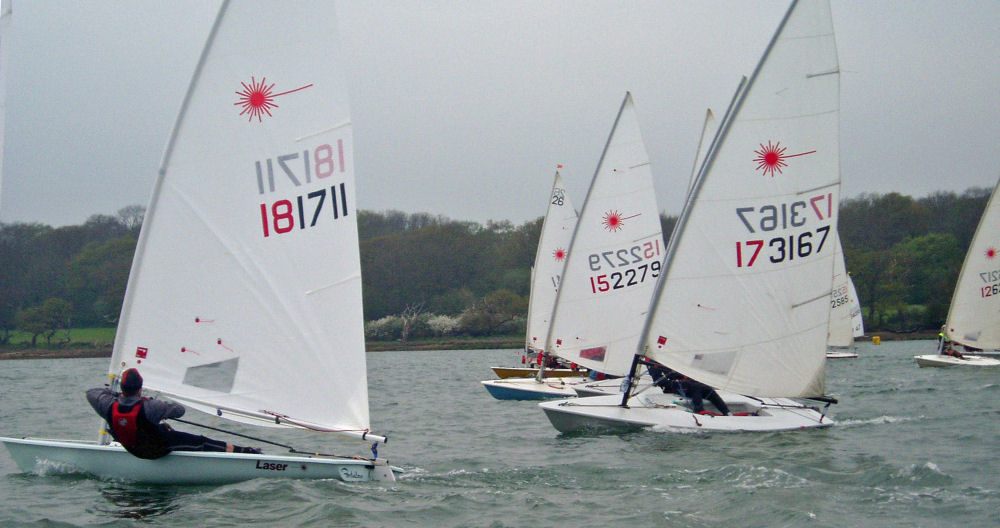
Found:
<box><xmin>601</xmin><ymin>210</ymin><xmax>641</xmax><ymax>232</ymax></box>
<box><xmin>753</xmin><ymin>141</ymin><xmax>816</xmax><ymax>177</ymax></box>
<box><xmin>987</xmin><ymin>247</ymin><xmax>997</xmax><ymax>259</ymax></box>
<box><xmin>552</xmin><ymin>248</ymin><xmax>567</xmax><ymax>261</ymax></box>
<box><xmin>234</xmin><ymin>77</ymin><xmax>313</xmax><ymax>122</ymax></box>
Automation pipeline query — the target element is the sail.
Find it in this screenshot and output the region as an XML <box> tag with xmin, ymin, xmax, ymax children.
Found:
<box><xmin>0</xmin><ymin>1</ymin><xmax>10</xmax><ymax>211</ymax></box>
<box><xmin>687</xmin><ymin>109</ymin><xmax>717</xmax><ymax>196</ymax></box>
<box><xmin>945</xmin><ymin>177</ymin><xmax>1000</xmax><ymax>349</ymax></box>
<box><xmin>827</xmin><ymin>237</ymin><xmax>854</xmax><ymax>347</ymax></box>
<box><xmin>547</xmin><ymin>93</ymin><xmax>664</xmax><ymax>376</ymax></box>
<box><xmin>525</xmin><ymin>171</ymin><xmax>577</xmax><ymax>353</ymax></box>
<box><xmin>848</xmin><ymin>275</ymin><xmax>864</xmax><ymax>337</ymax></box>
<box><xmin>642</xmin><ymin>0</ymin><xmax>840</xmax><ymax>398</ymax></box>
<box><xmin>111</xmin><ymin>2</ymin><xmax>372</xmax><ymax>437</ymax></box>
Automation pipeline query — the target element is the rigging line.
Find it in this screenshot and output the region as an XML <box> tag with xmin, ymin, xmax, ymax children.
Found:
<box><xmin>171</xmin><ymin>417</ymin><xmax>376</xmax><ymax>460</ymax></box>
<box><xmin>171</xmin><ymin>417</ymin><xmax>292</xmax><ymax>450</ymax></box>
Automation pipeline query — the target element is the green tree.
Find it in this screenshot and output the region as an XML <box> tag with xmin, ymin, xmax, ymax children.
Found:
<box><xmin>65</xmin><ymin>237</ymin><xmax>137</xmax><ymax>325</ymax></box>
<box><xmin>16</xmin><ymin>298</ymin><xmax>73</xmax><ymax>347</ymax></box>
<box><xmin>458</xmin><ymin>289</ymin><xmax>527</xmax><ymax>336</ymax></box>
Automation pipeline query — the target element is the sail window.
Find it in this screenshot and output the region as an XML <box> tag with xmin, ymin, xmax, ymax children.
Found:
<box><xmin>182</xmin><ymin>357</ymin><xmax>239</xmax><ymax>393</ymax></box>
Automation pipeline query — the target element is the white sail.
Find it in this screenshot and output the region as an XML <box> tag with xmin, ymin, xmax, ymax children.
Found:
<box><xmin>111</xmin><ymin>2</ymin><xmax>374</xmax><ymax>439</ymax></box>
<box><xmin>547</xmin><ymin>93</ymin><xmax>664</xmax><ymax>376</ymax></box>
<box><xmin>827</xmin><ymin>237</ymin><xmax>854</xmax><ymax>347</ymax></box>
<box><xmin>687</xmin><ymin>109</ymin><xmax>717</xmax><ymax>196</ymax></box>
<box><xmin>525</xmin><ymin>171</ymin><xmax>578</xmax><ymax>353</ymax></box>
<box><xmin>848</xmin><ymin>274</ymin><xmax>864</xmax><ymax>337</ymax></box>
<box><xmin>641</xmin><ymin>0</ymin><xmax>840</xmax><ymax>398</ymax></box>
<box><xmin>0</xmin><ymin>1</ymin><xmax>10</xmax><ymax>212</ymax></box>
<box><xmin>944</xmin><ymin>177</ymin><xmax>1000</xmax><ymax>350</ymax></box>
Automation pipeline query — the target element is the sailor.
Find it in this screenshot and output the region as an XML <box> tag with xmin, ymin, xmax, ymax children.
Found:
<box><xmin>646</xmin><ymin>361</ymin><xmax>730</xmax><ymax>416</ymax></box>
<box><xmin>86</xmin><ymin>368</ymin><xmax>261</xmax><ymax>459</ymax></box>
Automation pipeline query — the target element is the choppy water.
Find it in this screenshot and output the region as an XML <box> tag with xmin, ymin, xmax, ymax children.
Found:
<box><xmin>1</xmin><ymin>341</ymin><xmax>998</xmax><ymax>527</ymax></box>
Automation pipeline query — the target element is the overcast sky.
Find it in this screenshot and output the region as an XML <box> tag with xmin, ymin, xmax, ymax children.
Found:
<box><xmin>1</xmin><ymin>0</ymin><xmax>998</xmax><ymax>228</ymax></box>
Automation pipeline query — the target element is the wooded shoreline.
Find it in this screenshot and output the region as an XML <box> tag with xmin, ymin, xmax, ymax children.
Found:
<box><xmin>0</xmin><ymin>332</ymin><xmax>938</xmax><ymax>361</ymax></box>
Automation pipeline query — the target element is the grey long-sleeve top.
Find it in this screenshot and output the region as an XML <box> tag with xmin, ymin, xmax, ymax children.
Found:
<box><xmin>86</xmin><ymin>387</ymin><xmax>186</xmax><ymax>424</ymax></box>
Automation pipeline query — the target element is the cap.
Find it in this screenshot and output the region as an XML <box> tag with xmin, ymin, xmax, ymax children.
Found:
<box><xmin>120</xmin><ymin>368</ymin><xmax>143</xmax><ymax>395</ymax></box>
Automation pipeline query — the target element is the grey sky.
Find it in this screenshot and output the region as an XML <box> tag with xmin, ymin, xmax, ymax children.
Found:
<box><xmin>1</xmin><ymin>1</ymin><xmax>998</xmax><ymax>227</ymax></box>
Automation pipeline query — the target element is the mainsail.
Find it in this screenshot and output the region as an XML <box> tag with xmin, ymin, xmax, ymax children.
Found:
<box><xmin>111</xmin><ymin>1</ymin><xmax>375</xmax><ymax>440</ymax></box>
<box><xmin>640</xmin><ymin>0</ymin><xmax>840</xmax><ymax>398</ymax></box>
<box><xmin>828</xmin><ymin>237</ymin><xmax>855</xmax><ymax>348</ymax></box>
<box><xmin>525</xmin><ymin>171</ymin><xmax>577</xmax><ymax>353</ymax></box>
<box><xmin>547</xmin><ymin>93</ymin><xmax>664</xmax><ymax>376</ymax></box>
<box><xmin>848</xmin><ymin>275</ymin><xmax>864</xmax><ymax>338</ymax></box>
<box><xmin>944</xmin><ymin>178</ymin><xmax>1000</xmax><ymax>350</ymax></box>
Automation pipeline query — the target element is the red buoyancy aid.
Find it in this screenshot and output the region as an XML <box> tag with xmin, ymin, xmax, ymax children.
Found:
<box><xmin>107</xmin><ymin>398</ymin><xmax>173</xmax><ymax>459</ymax></box>
<box><xmin>110</xmin><ymin>399</ymin><xmax>146</xmax><ymax>447</ymax></box>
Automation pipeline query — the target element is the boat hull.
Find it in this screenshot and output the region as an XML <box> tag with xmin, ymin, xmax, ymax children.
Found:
<box><xmin>491</xmin><ymin>366</ymin><xmax>588</xmax><ymax>379</ymax></box>
<box><xmin>913</xmin><ymin>354</ymin><xmax>1000</xmax><ymax>368</ymax></box>
<box><xmin>481</xmin><ymin>378</ymin><xmax>579</xmax><ymax>400</ymax></box>
<box><xmin>825</xmin><ymin>348</ymin><xmax>858</xmax><ymax>359</ymax></box>
<box><xmin>0</xmin><ymin>437</ymin><xmax>399</xmax><ymax>484</ymax></box>
<box><xmin>539</xmin><ymin>393</ymin><xmax>834</xmax><ymax>434</ymax></box>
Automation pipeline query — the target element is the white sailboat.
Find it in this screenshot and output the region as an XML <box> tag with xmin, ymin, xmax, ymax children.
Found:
<box><xmin>915</xmin><ymin>177</ymin><xmax>1000</xmax><ymax>367</ymax></box>
<box><xmin>483</xmin><ymin>92</ymin><xmax>664</xmax><ymax>400</ymax></box>
<box><xmin>488</xmin><ymin>170</ymin><xmax>585</xmax><ymax>380</ymax></box>
<box><xmin>572</xmin><ymin>106</ymin><xmax>722</xmax><ymax>400</ymax></box>
<box><xmin>541</xmin><ymin>0</ymin><xmax>841</xmax><ymax>433</ymax></box>
<box><xmin>827</xmin><ymin>237</ymin><xmax>860</xmax><ymax>358</ymax></box>
<box><xmin>1</xmin><ymin>1</ymin><xmax>399</xmax><ymax>483</ymax></box>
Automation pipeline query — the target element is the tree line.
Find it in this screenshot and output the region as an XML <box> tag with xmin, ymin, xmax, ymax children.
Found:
<box><xmin>0</xmin><ymin>188</ymin><xmax>990</xmax><ymax>346</ymax></box>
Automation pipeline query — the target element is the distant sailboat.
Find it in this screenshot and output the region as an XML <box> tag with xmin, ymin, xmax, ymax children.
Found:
<box><xmin>915</xmin><ymin>177</ymin><xmax>1000</xmax><ymax>367</ymax></box>
<box><xmin>827</xmin><ymin>237</ymin><xmax>860</xmax><ymax>358</ymax></box>
<box><xmin>489</xmin><ymin>170</ymin><xmax>584</xmax><ymax>380</ymax></box>
<box><xmin>541</xmin><ymin>0</ymin><xmax>841</xmax><ymax>433</ymax></box>
<box><xmin>483</xmin><ymin>92</ymin><xmax>664</xmax><ymax>400</ymax></box>
<box><xmin>1</xmin><ymin>1</ymin><xmax>400</xmax><ymax>483</ymax></box>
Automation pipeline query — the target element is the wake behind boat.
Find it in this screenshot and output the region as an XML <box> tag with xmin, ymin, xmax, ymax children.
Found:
<box><xmin>1</xmin><ymin>1</ymin><xmax>399</xmax><ymax>483</ymax></box>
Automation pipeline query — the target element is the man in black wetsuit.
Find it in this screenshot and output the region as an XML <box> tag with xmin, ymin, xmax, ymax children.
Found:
<box><xmin>86</xmin><ymin>368</ymin><xmax>260</xmax><ymax>459</ymax></box>
<box><xmin>646</xmin><ymin>361</ymin><xmax>730</xmax><ymax>416</ymax></box>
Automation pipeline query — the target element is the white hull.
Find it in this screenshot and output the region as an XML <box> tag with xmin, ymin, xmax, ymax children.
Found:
<box><xmin>825</xmin><ymin>348</ymin><xmax>858</xmax><ymax>359</ymax></box>
<box><xmin>913</xmin><ymin>354</ymin><xmax>1000</xmax><ymax>368</ymax></box>
<box><xmin>539</xmin><ymin>392</ymin><xmax>833</xmax><ymax>434</ymax></box>
<box><xmin>481</xmin><ymin>377</ymin><xmax>581</xmax><ymax>400</ymax></box>
<box><xmin>0</xmin><ymin>437</ymin><xmax>399</xmax><ymax>484</ymax></box>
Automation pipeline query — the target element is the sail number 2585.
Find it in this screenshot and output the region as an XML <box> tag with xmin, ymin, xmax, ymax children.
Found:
<box><xmin>736</xmin><ymin>226</ymin><xmax>830</xmax><ymax>267</ymax></box>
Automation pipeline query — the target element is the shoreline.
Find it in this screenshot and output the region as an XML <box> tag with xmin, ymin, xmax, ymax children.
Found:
<box><xmin>0</xmin><ymin>332</ymin><xmax>937</xmax><ymax>361</ymax></box>
<box><xmin>0</xmin><ymin>338</ymin><xmax>526</xmax><ymax>360</ymax></box>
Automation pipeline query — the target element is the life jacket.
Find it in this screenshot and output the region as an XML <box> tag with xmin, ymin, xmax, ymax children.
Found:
<box><xmin>108</xmin><ymin>398</ymin><xmax>171</xmax><ymax>459</ymax></box>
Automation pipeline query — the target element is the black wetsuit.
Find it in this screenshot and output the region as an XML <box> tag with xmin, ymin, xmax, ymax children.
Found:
<box><xmin>647</xmin><ymin>364</ymin><xmax>730</xmax><ymax>415</ymax></box>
